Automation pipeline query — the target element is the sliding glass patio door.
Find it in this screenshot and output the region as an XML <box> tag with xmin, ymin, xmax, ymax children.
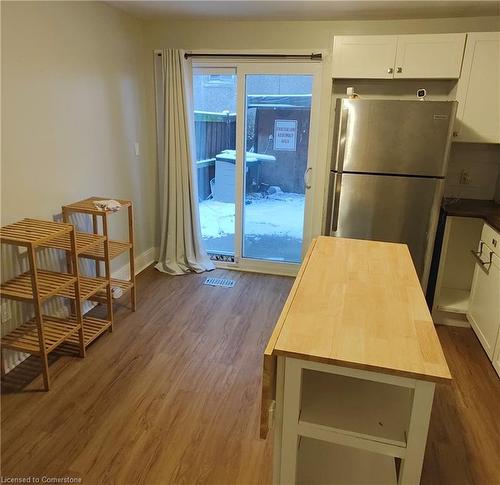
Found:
<box><xmin>193</xmin><ymin>61</ymin><xmax>321</xmax><ymax>273</ymax></box>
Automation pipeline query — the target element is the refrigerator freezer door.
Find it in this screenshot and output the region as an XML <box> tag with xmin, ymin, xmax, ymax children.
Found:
<box><xmin>329</xmin><ymin>173</ymin><xmax>443</xmax><ymax>286</ymax></box>
<box><xmin>332</xmin><ymin>99</ymin><xmax>457</xmax><ymax>177</ymax></box>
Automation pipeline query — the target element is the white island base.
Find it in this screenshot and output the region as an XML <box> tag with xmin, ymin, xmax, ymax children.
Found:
<box><xmin>273</xmin><ymin>357</ymin><xmax>435</xmax><ymax>485</ymax></box>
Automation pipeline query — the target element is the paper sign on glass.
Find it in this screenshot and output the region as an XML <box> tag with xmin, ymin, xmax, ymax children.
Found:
<box><xmin>274</xmin><ymin>119</ymin><xmax>298</xmax><ymax>151</ymax></box>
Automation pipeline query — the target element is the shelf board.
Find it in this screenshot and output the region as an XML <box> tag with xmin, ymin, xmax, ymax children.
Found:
<box><xmin>436</xmin><ymin>287</ymin><xmax>470</xmax><ymax>314</ymax></box>
<box><xmin>300</xmin><ymin>370</ymin><xmax>412</xmax><ymax>448</ymax></box>
<box><xmin>79</xmin><ymin>239</ymin><xmax>132</xmax><ymax>261</ymax></box>
<box><xmin>297</xmin><ymin>437</ymin><xmax>397</xmax><ymax>485</ymax></box>
<box><xmin>0</xmin><ymin>315</ymin><xmax>80</xmax><ymax>354</ymax></box>
<box><xmin>55</xmin><ymin>275</ymin><xmax>108</xmax><ymax>301</ymax></box>
<box><xmin>63</xmin><ymin>196</ymin><xmax>131</xmax><ymax>216</ymax></box>
<box><xmin>0</xmin><ymin>270</ymin><xmax>76</xmax><ymax>302</ymax></box>
<box><xmin>39</xmin><ymin>231</ymin><xmax>105</xmax><ymax>255</ymax></box>
<box><xmin>0</xmin><ymin>218</ymin><xmax>73</xmax><ymax>247</ymax></box>
<box><xmin>65</xmin><ymin>315</ymin><xmax>111</xmax><ymax>347</ymax></box>
<box><xmin>90</xmin><ymin>278</ymin><xmax>133</xmax><ymax>303</ymax></box>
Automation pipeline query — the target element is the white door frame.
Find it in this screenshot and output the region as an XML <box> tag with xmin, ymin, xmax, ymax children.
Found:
<box><xmin>193</xmin><ymin>57</ymin><xmax>323</xmax><ymax>276</ymax></box>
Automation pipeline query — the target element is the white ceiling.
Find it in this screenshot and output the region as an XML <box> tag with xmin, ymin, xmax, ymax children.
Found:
<box><xmin>108</xmin><ymin>0</ymin><xmax>500</xmax><ymax>21</ymax></box>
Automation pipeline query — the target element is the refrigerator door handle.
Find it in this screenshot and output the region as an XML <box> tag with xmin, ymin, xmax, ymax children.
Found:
<box><xmin>330</xmin><ymin>173</ymin><xmax>342</xmax><ymax>233</ymax></box>
<box><xmin>332</xmin><ymin>103</ymin><xmax>349</xmax><ymax>172</ymax></box>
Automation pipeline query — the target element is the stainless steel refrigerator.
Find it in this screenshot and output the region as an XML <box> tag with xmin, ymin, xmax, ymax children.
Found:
<box><xmin>325</xmin><ymin>98</ymin><xmax>457</xmax><ymax>289</ymax></box>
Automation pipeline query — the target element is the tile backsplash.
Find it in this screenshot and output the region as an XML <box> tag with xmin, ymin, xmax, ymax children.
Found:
<box><xmin>444</xmin><ymin>143</ymin><xmax>500</xmax><ymax>200</ymax></box>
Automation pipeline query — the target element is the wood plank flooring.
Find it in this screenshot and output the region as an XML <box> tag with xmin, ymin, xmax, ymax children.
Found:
<box><xmin>421</xmin><ymin>325</ymin><xmax>500</xmax><ymax>485</ymax></box>
<box><xmin>1</xmin><ymin>267</ymin><xmax>499</xmax><ymax>484</ymax></box>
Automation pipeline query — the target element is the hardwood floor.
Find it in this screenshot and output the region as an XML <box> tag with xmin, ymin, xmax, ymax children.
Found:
<box><xmin>422</xmin><ymin>325</ymin><xmax>500</xmax><ymax>485</ymax></box>
<box><xmin>1</xmin><ymin>267</ymin><xmax>499</xmax><ymax>484</ymax></box>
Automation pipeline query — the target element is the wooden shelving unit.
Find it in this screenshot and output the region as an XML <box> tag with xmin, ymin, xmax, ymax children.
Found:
<box><xmin>62</xmin><ymin>197</ymin><xmax>136</xmax><ymax>312</ymax></box>
<box><xmin>0</xmin><ymin>219</ymin><xmax>88</xmax><ymax>390</ymax></box>
<box><xmin>43</xmin><ymin>224</ymin><xmax>113</xmax><ymax>347</ymax></box>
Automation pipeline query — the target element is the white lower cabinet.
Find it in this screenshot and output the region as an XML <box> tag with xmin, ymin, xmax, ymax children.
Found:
<box><xmin>467</xmin><ymin>223</ymin><xmax>500</xmax><ymax>376</ymax></box>
<box><xmin>432</xmin><ymin>216</ymin><xmax>483</xmax><ymax>325</ymax></box>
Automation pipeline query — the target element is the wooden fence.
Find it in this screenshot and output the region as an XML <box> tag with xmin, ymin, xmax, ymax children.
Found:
<box><xmin>195</xmin><ymin>111</ymin><xmax>236</xmax><ymax>200</ymax></box>
<box><xmin>194</xmin><ymin>111</ymin><xmax>236</xmax><ymax>161</ymax></box>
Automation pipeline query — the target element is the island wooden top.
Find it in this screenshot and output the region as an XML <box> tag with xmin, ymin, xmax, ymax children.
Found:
<box><xmin>266</xmin><ymin>236</ymin><xmax>451</xmax><ymax>383</ymax></box>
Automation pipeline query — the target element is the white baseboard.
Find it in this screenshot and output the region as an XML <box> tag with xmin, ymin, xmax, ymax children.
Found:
<box><xmin>217</xmin><ymin>262</ymin><xmax>298</xmax><ymax>277</ymax></box>
<box><xmin>112</xmin><ymin>246</ymin><xmax>158</xmax><ymax>280</ymax></box>
<box><xmin>432</xmin><ymin>309</ymin><xmax>471</xmax><ymax>328</ymax></box>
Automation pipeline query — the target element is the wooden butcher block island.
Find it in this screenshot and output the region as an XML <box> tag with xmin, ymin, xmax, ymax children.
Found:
<box><xmin>261</xmin><ymin>236</ymin><xmax>451</xmax><ymax>485</ymax></box>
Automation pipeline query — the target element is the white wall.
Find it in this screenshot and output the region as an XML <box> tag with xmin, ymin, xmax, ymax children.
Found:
<box><xmin>445</xmin><ymin>143</ymin><xmax>500</xmax><ymax>200</ymax></box>
<box><xmin>144</xmin><ymin>16</ymin><xmax>500</xmax><ymax>239</ymax></box>
<box><xmin>1</xmin><ymin>1</ymin><xmax>155</xmax><ymax>256</ymax></box>
<box><xmin>1</xmin><ymin>1</ymin><xmax>155</xmax><ymax>371</ymax></box>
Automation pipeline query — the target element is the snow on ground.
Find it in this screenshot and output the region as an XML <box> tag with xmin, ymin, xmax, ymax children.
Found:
<box><xmin>199</xmin><ymin>192</ymin><xmax>305</xmax><ymax>240</ymax></box>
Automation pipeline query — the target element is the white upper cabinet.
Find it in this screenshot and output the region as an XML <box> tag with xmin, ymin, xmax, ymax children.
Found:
<box><xmin>332</xmin><ymin>33</ymin><xmax>466</xmax><ymax>79</ymax></box>
<box><xmin>332</xmin><ymin>35</ymin><xmax>398</xmax><ymax>79</ymax></box>
<box><xmin>393</xmin><ymin>34</ymin><xmax>466</xmax><ymax>79</ymax></box>
<box><xmin>454</xmin><ymin>32</ymin><xmax>500</xmax><ymax>143</ymax></box>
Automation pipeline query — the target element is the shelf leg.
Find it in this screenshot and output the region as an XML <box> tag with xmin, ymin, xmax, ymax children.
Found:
<box><xmin>1</xmin><ymin>348</ymin><xmax>6</xmax><ymax>381</ymax></box>
<box><xmin>102</xmin><ymin>215</ymin><xmax>114</xmax><ymax>333</ymax></box>
<box><xmin>69</xmin><ymin>228</ymin><xmax>86</xmax><ymax>358</ymax></box>
<box><xmin>398</xmin><ymin>381</ymin><xmax>435</xmax><ymax>485</ymax></box>
<box><xmin>27</xmin><ymin>245</ymin><xmax>50</xmax><ymax>391</ymax></box>
<box><xmin>62</xmin><ymin>208</ymin><xmax>77</xmax><ymax>318</ymax></box>
<box><xmin>92</xmin><ymin>214</ymin><xmax>101</xmax><ymax>278</ymax></box>
<box><xmin>128</xmin><ymin>204</ymin><xmax>136</xmax><ymax>311</ymax></box>
<box><xmin>279</xmin><ymin>357</ymin><xmax>302</xmax><ymax>485</ymax></box>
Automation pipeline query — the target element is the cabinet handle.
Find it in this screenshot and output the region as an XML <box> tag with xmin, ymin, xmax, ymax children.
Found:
<box><xmin>452</xmin><ymin>131</ymin><xmax>459</xmax><ymax>137</ymax></box>
<box><xmin>387</xmin><ymin>67</ymin><xmax>394</xmax><ymax>74</ymax></box>
<box><xmin>471</xmin><ymin>241</ymin><xmax>493</xmax><ymax>273</ymax></box>
<box><xmin>396</xmin><ymin>67</ymin><xmax>403</xmax><ymax>73</ymax></box>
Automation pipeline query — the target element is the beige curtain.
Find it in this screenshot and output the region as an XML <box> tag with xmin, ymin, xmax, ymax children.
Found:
<box><xmin>154</xmin><ymin>49</ymin><xmax>215</xmax><ymax>275</ymax></box>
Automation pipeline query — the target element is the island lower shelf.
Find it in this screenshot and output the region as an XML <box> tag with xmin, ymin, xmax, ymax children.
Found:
<box><xmin>297</xmin><ymin>437</ymin><xmax>397</xmax><ymax>485</ymax></box>
<box><xmin>299</xmin><ymin>369</ymin><xmax>413</xmax><ymax>448</ymax></box>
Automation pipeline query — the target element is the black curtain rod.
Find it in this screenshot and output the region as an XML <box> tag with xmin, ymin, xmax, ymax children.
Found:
<box><xmin>183</xmin><ymin>52</ymin><xmax>322</xmax><ymax>60</ymax></box>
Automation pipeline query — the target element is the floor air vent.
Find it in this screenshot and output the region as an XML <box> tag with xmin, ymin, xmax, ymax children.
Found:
<box><xmin>204</xmin><ymin>277</ymin><xmax>236</xmax><ymax>288</ymax></box>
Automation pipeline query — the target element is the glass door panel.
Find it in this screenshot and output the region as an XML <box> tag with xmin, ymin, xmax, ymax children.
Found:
<box><xmin>192</xmin><ymin>69</ymin><xmax>237</xmax><ymax>259</ymax></box>
<box><xmin>242</xmin><ymin>74</ymin><xmax>313</xmax><ymax>263</ymax></box>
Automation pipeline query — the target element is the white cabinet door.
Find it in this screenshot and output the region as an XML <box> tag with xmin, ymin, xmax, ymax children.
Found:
<box><xmin>332</xmin><ymin>35</ymin><xmax>397</xmax><ymax>79</ymax></box>
<box><xmin>467</xmin><ymin>230</ymin><xmax>500</xmax><ymax>361</ymax></box>
<box><xmin>393</xmin><ymin>33</ymin><xmax>466</xmax><ymax>79</ymax></box>
<box><xmin>454</xmin><ymin>32</ymin><xmax>500</xmax><ymax>143</ymax></box>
